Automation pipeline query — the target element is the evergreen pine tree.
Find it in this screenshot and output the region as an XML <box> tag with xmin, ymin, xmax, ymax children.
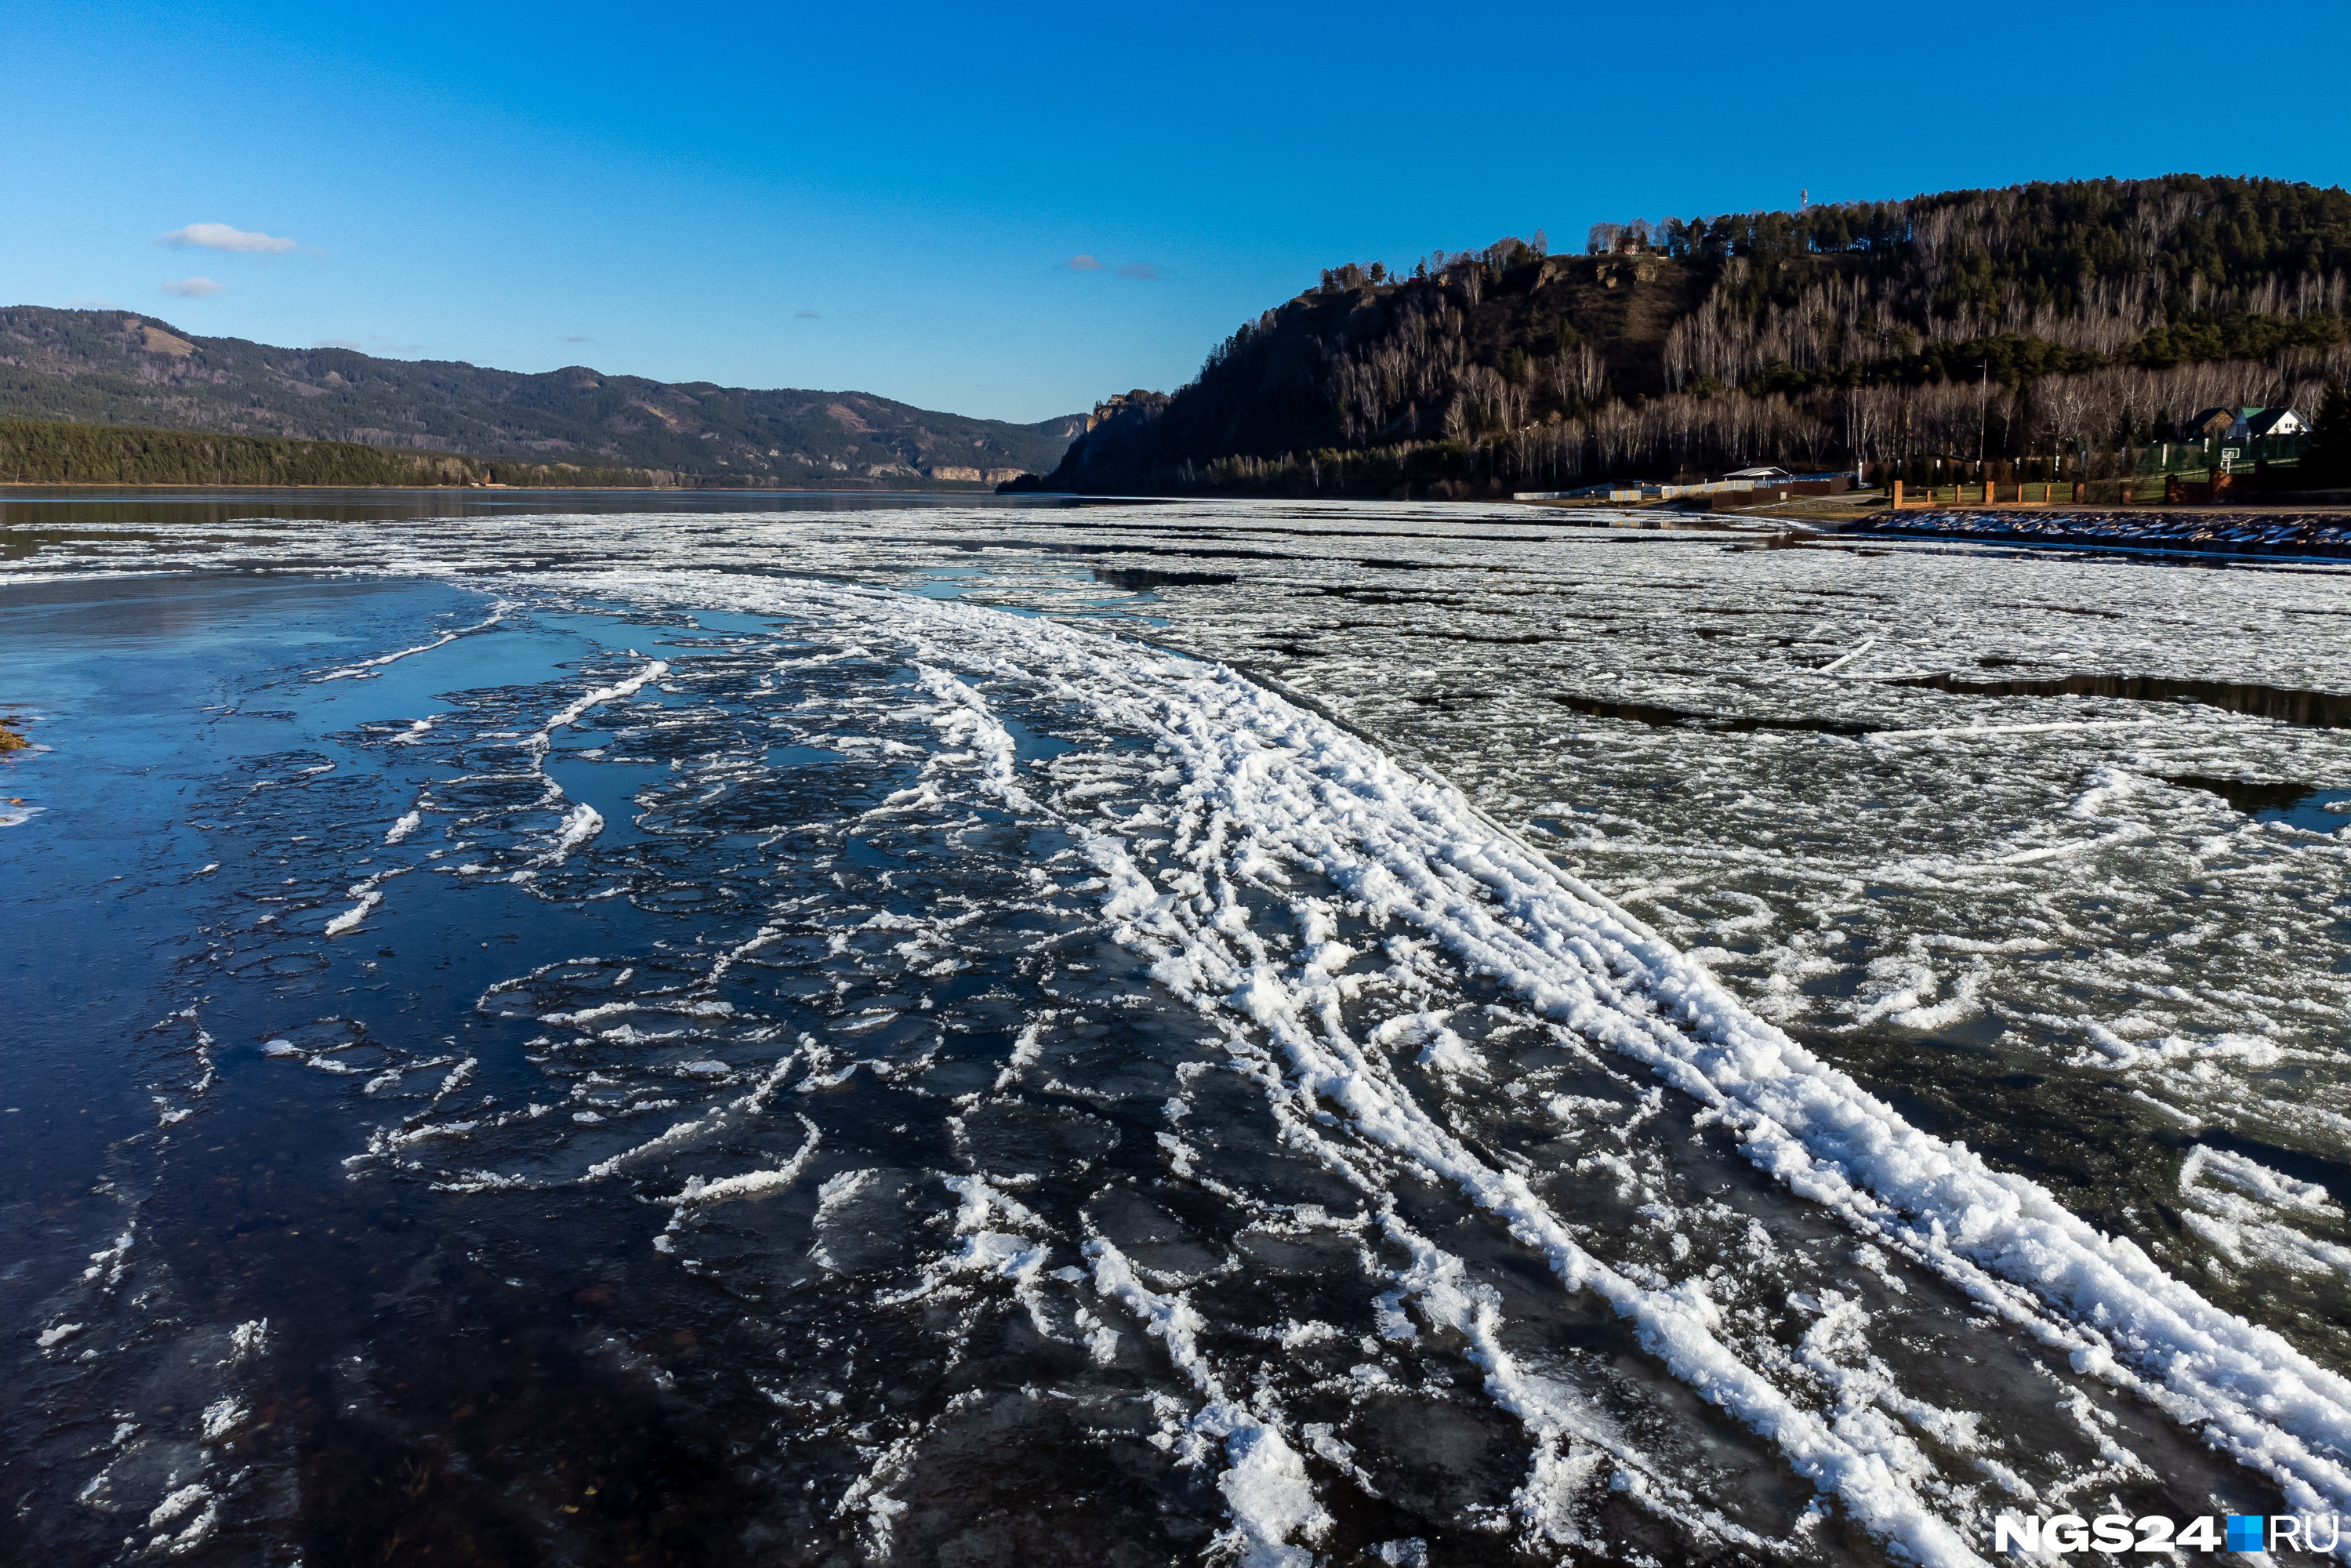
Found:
<box><xmin>2306</xmin><ymin>377</ymin><xmax>2351</xmax><ymax>489</ymax></box>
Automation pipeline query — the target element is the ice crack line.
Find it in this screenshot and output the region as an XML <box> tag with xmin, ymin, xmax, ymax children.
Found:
<box><xmin>312</xmin><ymin>605</ymin><xmax>508</xmax><ymax>681</ymax></box>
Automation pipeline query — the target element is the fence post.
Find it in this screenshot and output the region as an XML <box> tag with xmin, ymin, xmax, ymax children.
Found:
<box><xmin>1891</xmin><ymin>480</ymin><xmax>1903</xmax><ymax>507</ymax></box>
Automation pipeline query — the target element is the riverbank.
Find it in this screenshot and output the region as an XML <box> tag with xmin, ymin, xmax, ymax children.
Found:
<box><xmin>1841</xmin><ymin>506</ymin><xmax>2351</xmax><ymax>560</ymax></box>
<box><xmin>0</xmin><ymin>419</ymin><xmax>1022</xmax><ymax>492</ymax></box>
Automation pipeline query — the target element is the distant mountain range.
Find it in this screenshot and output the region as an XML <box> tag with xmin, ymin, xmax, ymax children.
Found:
<box><xmin>0</xmin><ymin>307</ymin><xmax>1082</xmax><ymax>486</ymax></box>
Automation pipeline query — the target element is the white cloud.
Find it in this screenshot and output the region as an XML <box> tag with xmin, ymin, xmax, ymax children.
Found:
<box><xmin>794</xmin><ymin>309</ymin><xmax>820</xmax><ymax>319</ymax></box>
<box><xmin>62</xmin><ymin>296</ymin><xmax>120</xmax><ymax>310</ymax></box>
<box><xmin>313</xmin><ymin>338</ymin><xmax>362</xmax><ymax>350</ymax></box>
<box><xmin>1117</xmin><ymin>261</ymin><xmax>1161</xmax><ymax>280</ymax></box>
<box><xmin>1064</xmin><ymin>254</ymin><xmax>1105</xmax><ymax>271</ymax></box>
<box><xmin>161</xmin><ymin>222</ymin><xmax>297</xmax><ymax>253</ymax></box>
<box><xmin>160</xmin><ymin>278</ymin><xmax>225</xmax><ymax>298</ymax></box>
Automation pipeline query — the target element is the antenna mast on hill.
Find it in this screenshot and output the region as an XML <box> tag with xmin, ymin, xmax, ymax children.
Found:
<box><xmin>1800</xmin><ymin>188</ymin><xmax>1809</xmax><ymax>212</ymax></box>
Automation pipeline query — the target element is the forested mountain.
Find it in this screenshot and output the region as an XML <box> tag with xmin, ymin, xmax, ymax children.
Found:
<box><xmin>0</xmin><ymin>417</ymin><xmax>677</xmax><ymax>488</ymax></box>
<box><xmin>1043</xmin><ymin>176</ymin><xmax>2351</xmax><ymax>496</ymax></box>
<box><xmin>0</xmin><ymin>307</ymin><xmax>1082</xmax><ymax>487</ymax></box>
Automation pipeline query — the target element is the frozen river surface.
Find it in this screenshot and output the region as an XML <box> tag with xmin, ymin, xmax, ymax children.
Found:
<box><xmin>3</xmin><ymin>492</ymin><xmax>2349</xmax><ymax>1566</ymax></box>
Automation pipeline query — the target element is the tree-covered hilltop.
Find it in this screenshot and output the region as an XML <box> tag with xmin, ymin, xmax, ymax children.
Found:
<box><xmin>0</xmin><ymin>308</ymin><xmax>1082</xmax><ymax>488</ymax></box>
<box><xmin>1042</xmin><ymin>175</ymin><xmax>2351</xmax><ymax>497</ymax></box>
<box><xmin>0</xmin><ymin>418</ymin><xmax>676</xmax><ymax>488</ymax></box>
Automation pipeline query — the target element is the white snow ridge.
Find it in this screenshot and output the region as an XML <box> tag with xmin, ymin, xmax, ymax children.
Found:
<box><xmin>43</xmin><ymin>511</ymin><xmax>2351</xmax><ymax>1565</ymax></box>
<box><xmin>551</xmin><ymin>568</ymin><xmax>2351</xmax><ymax>1562</ymax></box>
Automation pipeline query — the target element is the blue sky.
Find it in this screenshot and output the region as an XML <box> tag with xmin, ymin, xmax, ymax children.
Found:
<box><xmin>5</xmin><ymin>1</ymin><xmax>2347</xmax><ymax>424</ymax></box>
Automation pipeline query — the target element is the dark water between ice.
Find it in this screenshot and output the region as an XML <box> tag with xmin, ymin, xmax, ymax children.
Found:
<box><xmin>5</xmin><ymin>493</ymin><xmax>2347</xmax><ymax>1568</ymax></box>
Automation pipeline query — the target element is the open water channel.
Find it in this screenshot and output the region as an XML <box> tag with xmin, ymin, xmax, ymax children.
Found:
<box><xmin>3</xmin><ymin>490</ymin><xmax>2348</xmax><ymax>1567</ymax></box>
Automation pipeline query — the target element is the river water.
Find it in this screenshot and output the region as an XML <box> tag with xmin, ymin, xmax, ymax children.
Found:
<box><xmin>3</xmin><ymin>491</ymin><xmax>2347</xmax><ymax>1567</ymax></box>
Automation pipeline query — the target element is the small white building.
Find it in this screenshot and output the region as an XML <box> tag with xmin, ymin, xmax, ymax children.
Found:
<box><xmin>2186</xmin><ymin>406</ymin><xmax>2306</xmax><ymax>440</ymax></box>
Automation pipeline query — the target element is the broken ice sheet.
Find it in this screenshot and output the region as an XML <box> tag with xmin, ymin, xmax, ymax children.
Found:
<box><xmin>4</xmin><ymin>497</ymin><xmax>2341</xmax><ymax>1565</ymax></box>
